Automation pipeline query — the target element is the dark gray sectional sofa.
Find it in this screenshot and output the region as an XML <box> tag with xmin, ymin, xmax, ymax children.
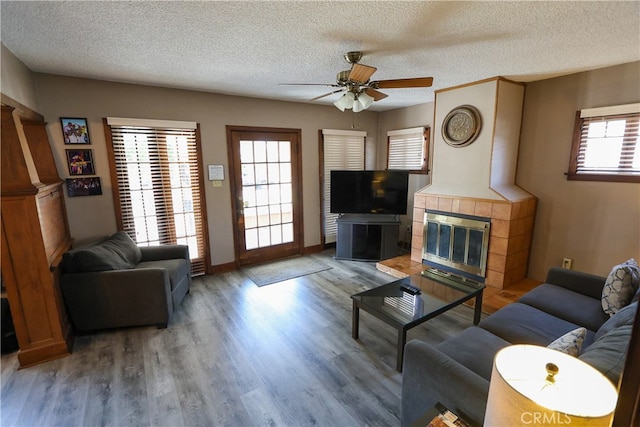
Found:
<box><xmin>401</xmin><ymin>267</ymin><xmax>637</xmax><ymax>426</ymax></box>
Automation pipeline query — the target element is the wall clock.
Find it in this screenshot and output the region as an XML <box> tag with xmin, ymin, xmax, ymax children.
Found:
<box><xmin>442</xmin><ymin>105</ymin><xmax>482</xmax><ymax>147</ymax></box>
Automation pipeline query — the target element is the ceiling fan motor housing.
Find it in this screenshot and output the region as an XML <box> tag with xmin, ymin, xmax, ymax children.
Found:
<box><xmin>344</xmin><ymin>51</ymin><xmax>363</xmax><ymax>64</ymax></box>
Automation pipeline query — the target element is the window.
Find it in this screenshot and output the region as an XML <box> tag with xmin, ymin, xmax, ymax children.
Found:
<box><xmin>320</xmin><ymin>129</ymin><xmax>366</xmax><ymax>244</ymax></box>
<box><xmin>567</xmin><ymin>104</ymin><xmax>640</xmax><ymax>182</ymax></box>
<box><xmin>387</xmin><ymin>126</ymin><xmax>429</xmax><ymax>173</ymax></box>
<box><xmin>105</xmin><ymin>117</ymin><xmax>209</xmax><ymax>275</ymax></box>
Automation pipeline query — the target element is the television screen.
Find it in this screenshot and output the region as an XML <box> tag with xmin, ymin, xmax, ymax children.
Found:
<box><xmin>330</xmin><ymin>170</ymin><xmax>409</xmax><ymax>215</ymax></box>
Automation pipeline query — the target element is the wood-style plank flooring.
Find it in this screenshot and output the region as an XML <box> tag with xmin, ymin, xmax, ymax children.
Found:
<box><xmin>1</xmin><ymin>249</ymin><xmax>481</xmax><ymax>427</ymax></box>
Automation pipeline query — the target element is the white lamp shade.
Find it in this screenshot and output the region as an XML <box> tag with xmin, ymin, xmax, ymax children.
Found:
<box><xmin>358</xmin><ymin>91</ymin><xmax>374</xmax><ymax>109</ymax></box>
<box><xmin>484</xmin><ymin>345</ymin><xmax>618</xmax><ymax>426</ymax></box>
<box><xmin>333</xmin><ymin>95</ymin><xmax>347</xmax><ymax>111</ymax></box>
<box><xmin>343</xmin><ymin>92</ymin><xmax>355</xmax><ymax>109</ymax></box>
<box><xmin>353</xmin><ymin>98</ymin><xmax>364</xmax><ymax>113</ymax></box>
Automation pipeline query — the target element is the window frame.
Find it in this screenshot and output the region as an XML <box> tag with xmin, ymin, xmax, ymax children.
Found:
<box><xmin>104</xmin><ymin>117</ymin><xmax>210</xmax><ymax>275</ymax></box>
<box><xmin>567</xmin><ymin>107</ymin><xmax>640</xmax><ymax>183</ymax></box>
<box><xmin>386</xmin><ymin>126</ymin><xmax>430</xmax><ymax>174</ymax></box>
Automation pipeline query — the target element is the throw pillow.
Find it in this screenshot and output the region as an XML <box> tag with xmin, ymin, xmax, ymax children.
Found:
<box><xmin>547</xmin><ymin>327</ymin><xmax>586</xmax><ymax>357</ymax></box>
<box><xmin>601</xmin><ymin>258</ymin><xmax>640</xmax><ymax>316</ymax></box>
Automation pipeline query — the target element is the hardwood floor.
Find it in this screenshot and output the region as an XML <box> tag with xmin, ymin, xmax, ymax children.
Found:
<box><xmin>1</xmin><ymin>249</ymin><xmax>481</xmax><ymax>427</ymax></box>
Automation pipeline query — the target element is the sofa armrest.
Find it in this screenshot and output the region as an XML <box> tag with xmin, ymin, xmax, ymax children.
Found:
<box><xmin>140</xmin><ymin>245</ymin><xmax>190</xmax><ymax>262</ymax></box>
<box><xmin>402</xmin><ymin>340</ymin><xmax>489</xmax><ymax>427</ymax></box>
<box><xmin>60</xmin><ymin>268</ymin><xmax>173</xmax><ymax>331</ymax></box>
<box><xmin>545</xmin><ymin>267</ymin><xmax>606</xmax><ymax>300</ymax></box>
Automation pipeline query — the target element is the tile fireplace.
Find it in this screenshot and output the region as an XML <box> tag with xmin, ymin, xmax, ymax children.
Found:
<box><xmin>412</xmin><ymin>194</ymin><xmax>536</xmax><ymax>289</ymax></box>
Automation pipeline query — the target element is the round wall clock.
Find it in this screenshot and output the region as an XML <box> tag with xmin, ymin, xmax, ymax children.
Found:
<box><xmin>441</xmin><ymin>105</ymin><xmax>482</xmax><ymax>147</ymax></box>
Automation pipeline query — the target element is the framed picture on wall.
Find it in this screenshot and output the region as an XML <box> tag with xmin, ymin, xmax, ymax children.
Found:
<box><xmin>60</xmin><ymin>117</ymin><xmax>90</xmax><ymax>144</ymax></box>
<box><xmin>65</xmin><ymin>149</ymin><xmax>95</xmax><ymax>175</ymax></box>
<box><xmin>65</xmin><ymin>177</ymin><xmax>102</xmax><ymax>197</ymax></box>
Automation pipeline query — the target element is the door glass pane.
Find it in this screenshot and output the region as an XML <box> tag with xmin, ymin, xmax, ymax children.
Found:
<box><xmin>240</xmin><ymin>140</ymin><xmax>254</xmax><ymax>163</ymax></box>
<box><xmin>282</xmin><ymin>223</ymin><xmax>293</xmax><ymax>243</ymax></box>
<box><xmin>255</xmin><ymin>164</ymin><xmax>268</xmax><ymax>184</ymax></box>
<box><xmin>279</xmin><ymin>141</ymin><xmax>290</xmax><ymax>162</ymax></box>
<box><xmin>268</xmin><ymin>163</ymin><xmax>280</xmax><ymax>183</ymax></box>
<box><xmin>257</xmin><ymin>206</ymin><xmax>269</xmax><ymax>227</ymax></box>
<box><xmin>246</xmin><ymin>229</ymin><xmax>258</xmax><ymax>250</ymax></box>
<box><xmin>254</xmin><ymin>141</ymin><xmax>267</xmax><ymax>163</ymax></box>
<box><xmin>245</xmin><ymin>207</ymin><xmax>257</xmax><ymax>229</ymax></box>
<box><xmin>270</xmin><ymin>225</ymin><xmax>283</xmax><ymax>245</ymax></box>
<box><xmin>280</xmin><ymin>163</ymin><xmax>291</xmax><ymax>182</ymax></box>
<box><xmin>258</xmin><ymin>227</ymin><xmax>270</xmax><ymax>247</ymax></box>
<box><xmin>267</xmin><ymin>141</ymin><xmax>279</xmax><ymax>162</ymax></box>
<box><xmin>242</xmin><ymin>164</ymin><xmax>255</xmax><ymax>185</ymax></box>
<box><xmin>281</xmin><ymin>203</ymin><xmax>293</xmax><ymax>223</ymax></box>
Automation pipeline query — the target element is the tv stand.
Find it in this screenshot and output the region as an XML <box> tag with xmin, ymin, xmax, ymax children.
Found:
<box><xmin>335</xmin><ymin>214</ymin><xmax>400</xmax><ymax>261</ymax></box>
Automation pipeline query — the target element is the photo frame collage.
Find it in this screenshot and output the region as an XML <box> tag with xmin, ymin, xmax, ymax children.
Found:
<box><xmin>61</xmin><ymin>117</ymin><xmax>103</xmax><ymax>197</ymax></box>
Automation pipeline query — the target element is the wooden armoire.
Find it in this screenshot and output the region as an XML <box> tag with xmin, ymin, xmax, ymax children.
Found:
<box><xmin>1</xmin><ymin>100</ymin><xmax>74</xmax><ymax>368</ymax></box>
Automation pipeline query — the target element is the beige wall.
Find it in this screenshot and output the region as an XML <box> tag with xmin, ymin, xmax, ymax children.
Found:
<box><xmin>518</xmin><ymin>61</ymin><xmax>640</xmax><ymax>280</ymax></box>
<box><xmin>32</xmin><ymin>74</ymin><xmax>379</xmax><ymax>266</ymax></box>
<box><xmin>1</xmin><ymin>44</ymin><xmax>39</xmax><ymax>111</ymax></box>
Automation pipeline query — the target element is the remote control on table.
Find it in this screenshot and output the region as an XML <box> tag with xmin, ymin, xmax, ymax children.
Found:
<box><xmin>400</xmin><ymin>283</ymin><xmax>421</xmax><ymax>295</ymax></box>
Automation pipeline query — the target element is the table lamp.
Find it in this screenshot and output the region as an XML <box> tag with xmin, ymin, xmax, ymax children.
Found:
<box><xmin>484</xmin><ymin>344</ymin><xmax>618</xmax><ymax>426</ymax></box>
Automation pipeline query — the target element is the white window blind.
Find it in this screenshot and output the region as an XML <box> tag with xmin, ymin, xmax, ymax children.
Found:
<box><xmin>106</xmin><ymin>117</ymin><xmax>207</xmax><ymax>275</ymax></box>
<box><xmin>569</xmin><ymin>105</ymin><xmax>640</xmax><ymax>181</ymax></box>
<box><xmin>322</xmin><ymin>129</ymin><xmax>366</xmax><ymax>244</ymax></box>
<box><xmin>387</xmin><ymin>127</ymin><xmax>426</xmax><ymax>170</ymax></box>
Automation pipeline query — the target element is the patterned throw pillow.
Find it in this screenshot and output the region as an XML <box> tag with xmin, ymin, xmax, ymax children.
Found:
<box><xmin>601</xmin><ymin>258</ymin><xmax>640</xmax><ymax>316</ymax></box>
<box><xmin>547</xmin><ymin>327</ymin><xmax>587</xmax><ymax>357</ymax></box>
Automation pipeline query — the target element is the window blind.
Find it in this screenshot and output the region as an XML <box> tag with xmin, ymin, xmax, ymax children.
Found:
<box><xmin>574</xmin><ymin>112</ymin><xmax>640</xmax><ymax>177</ymax></box>
<box><xmin>387</xmin><ymin>127</ymin><xmax>426</xmax><ymax>171</ymax></box>
<box><xmin>321</xmin><ymin>129</ymin><xmax>366</xmax><ymax>244</ymax></box>
<box><xmin>106</xmin><ymin>118</ymin><xmax>207</xmax><ymax>275</ymax></box>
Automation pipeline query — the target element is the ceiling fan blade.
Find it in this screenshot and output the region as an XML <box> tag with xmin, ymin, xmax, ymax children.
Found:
<box><xmin>373</xmin><ymin>77</ymin><xmax>434</xmax><ymax>89</ymax></box>
<box><xmin>279</xmin><ymin>83</ymin><xmax>340</xmax><ymax>87</ymax></box>
<box><xmin>364</xmin><ymin>88</ymin><xmax>388</xmax><ymax>101</ymax></box>
<box><xmin>349</xmin><ymin>64</ymin><xmax>377</xmax><ymax>83</ymax></box>
<box><xmin>309</xmin><ymin>89</ymin><xmax>344</xmax><ymax>102</ymax></box>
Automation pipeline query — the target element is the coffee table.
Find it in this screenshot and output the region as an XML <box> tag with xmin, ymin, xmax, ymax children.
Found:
<box><xmin>351</xmin><ymin>269</ymin><xmax>485</xmax><ymax>372</ymax></box>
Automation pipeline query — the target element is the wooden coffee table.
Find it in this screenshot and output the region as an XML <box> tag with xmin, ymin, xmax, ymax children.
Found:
<box><xmin>351</xmin><ymin>269</ymin><xmax>485</xmax><ymax>371</ymax></box>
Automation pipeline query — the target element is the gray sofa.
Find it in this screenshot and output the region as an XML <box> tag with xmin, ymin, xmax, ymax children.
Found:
<box><xmin>401</xmin><ymin>267</ymin><xmax>637</xmax><ymax>426</ymax></box>
<box><xmin>60</xmin><ymin>231</ymin><xmax>191</xmax><ymax>332</ymax></box>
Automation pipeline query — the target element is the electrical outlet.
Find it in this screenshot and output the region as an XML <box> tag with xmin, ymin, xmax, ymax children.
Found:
<box><xmin>562</xmin><ymin>258</ymin><xmax>573</xmax><ymax>269</ymax></box>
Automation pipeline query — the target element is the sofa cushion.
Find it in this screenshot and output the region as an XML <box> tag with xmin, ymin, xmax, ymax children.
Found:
<box><xmin>579</xmin><ymin>324</ymin><xmax>632</xmax><ymax>385</ymax></box>
<box><xmin>68</xmin><ymin>231</ymin><xmax>142</xmax><ymax>273</ymax></box>
<box><xmin>595</xmin><ymin>301</ymin><xmax>637</xmax><ymax>342</ymax></box>
<box><xmin>547</xmin><ymin>327</ymin><xmax>586</xmax><ymax>357</ymax></box>
<box><xmin>519</xmin><ymin>283</ymin><xmax>609</xmax><ymax>331</ymax></box>
<box><xmin>602</xmin><ymin>258</ymin><xmax>640</xmax><ymax>316</ymax></box>
<box><xmin>435</xmin><ymin>327</ymin><xmax>511</xmax><ymax>381</ymax></box>
<box><xmin>479</xmin><ymin>303</ymin><xmax>595</xmax><ymax>346</ymax></box>
<box><xmin>138</xmin><ymin>258</ymin><xmax>189</xmax><ymax>291</ymax></box>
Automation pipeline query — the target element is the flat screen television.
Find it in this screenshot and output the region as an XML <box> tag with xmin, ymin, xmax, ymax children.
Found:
<box><xmin>330</xmin><ymin>170</ymin><xmax>409</xmax><ymax>215</ymax></box>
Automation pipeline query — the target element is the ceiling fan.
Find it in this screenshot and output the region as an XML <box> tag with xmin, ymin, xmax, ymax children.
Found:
<box><xmin>281</xmin><ymin>51</ymin><xmax>433</xmax><ymax>112</ymax></box>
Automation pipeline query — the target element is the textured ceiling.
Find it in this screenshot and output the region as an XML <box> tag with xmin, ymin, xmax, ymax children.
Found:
<box><xmin>1</xmin><ymin>1</ymin><xmax>639</xmax><ymax>111</ymax></box>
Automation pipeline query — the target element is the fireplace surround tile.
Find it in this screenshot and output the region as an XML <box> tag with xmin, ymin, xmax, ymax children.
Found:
<box><xmin>412</xmin><ymin>192</ymin><xmax>537</xmax><ymax>289</ymax></box>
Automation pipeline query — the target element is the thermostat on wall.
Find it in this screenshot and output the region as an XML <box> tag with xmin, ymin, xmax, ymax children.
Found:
<box><xmin>208</xmin><ymin>164</ymin><xmax>224</xmax><ymax>181</ymax></box>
